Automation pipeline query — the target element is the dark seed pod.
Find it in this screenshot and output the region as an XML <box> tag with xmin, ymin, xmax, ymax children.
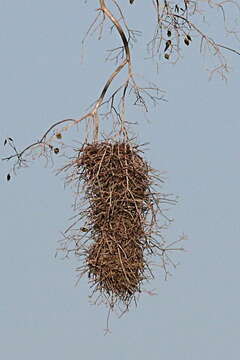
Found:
<box><xmin>56</xmin><ymin>133</ymin><xmax>62</xmax><ymax>139</ymax></box>
<box><xmin>164</xmin><ymin>53</ymin><xmax>170</xmax><ymax>60</ymax></box>
<box><xmin>7</xmin><ymin>173</ymin><xmax>11</xmax><ymax>181</ymax></box>
<box><xmin>186</xmin><ymin>34</ymin><xmax>192</xmax><ymax>41</ymax></box>
<box><xmin>54</xmin><ymin>147</ymin><xmax>59</xmax><ymax>154</ymax></box>
<box><xmin>167</xmin><ymin>29</ymin><xmax>172</xmax><ymax>37</ymax></box>
<box><xmin>164</xmin><ymin>40</ymin><xmax>171</xmax><ymax>52</ymax></box>
<box><xmin>184</xmin><ymin>38</ymin><xmax>190</xmax><ymax>46</ymax></box>
<box><xmin>80</xmin><ymin>227</ymin><xmax>89</xmax><ymax>232</ymax></box>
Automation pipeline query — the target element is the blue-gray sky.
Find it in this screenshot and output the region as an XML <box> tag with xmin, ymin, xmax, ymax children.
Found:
<box><xmin>1</xmin><ymin>1</ymin><xmax>240</xmax><ymax>359</ymax></box>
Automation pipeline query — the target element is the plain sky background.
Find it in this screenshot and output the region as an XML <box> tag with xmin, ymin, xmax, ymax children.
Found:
<box><xmin>1</xmin><ymin>1</ymin><xmax>240</xmax><ymax>359</ymax></box>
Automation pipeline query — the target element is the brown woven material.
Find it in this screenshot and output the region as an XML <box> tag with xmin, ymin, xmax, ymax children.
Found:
<box><xmin>61</xmin><ymin>141</ymin><xmax>171</xmax><ymax>309</ymax></box>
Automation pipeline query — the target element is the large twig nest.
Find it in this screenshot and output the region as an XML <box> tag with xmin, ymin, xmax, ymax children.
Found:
<box><xmin>60</xmin><ymin>140</ymin><xmax>176</xmax><ymax>310</ymax></box>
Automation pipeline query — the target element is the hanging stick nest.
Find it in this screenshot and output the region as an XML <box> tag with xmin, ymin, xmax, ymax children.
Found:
<box><xmin>59</xmin><ymin>140</ymin><xmax>177</xmax><ymax>310</ymax></box>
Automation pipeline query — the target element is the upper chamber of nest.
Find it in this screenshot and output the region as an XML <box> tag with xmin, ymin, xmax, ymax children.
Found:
<box><xmin>60</xmin><ymin>139</ymin><xmax>174</xmax><ymax>310</ymax></box>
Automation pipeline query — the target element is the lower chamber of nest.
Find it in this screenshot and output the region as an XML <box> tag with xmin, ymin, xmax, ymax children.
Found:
<box><xmin>71</xmin><ymin>140</ymin><xmax>160</xmax><ymax>309</ymax></box>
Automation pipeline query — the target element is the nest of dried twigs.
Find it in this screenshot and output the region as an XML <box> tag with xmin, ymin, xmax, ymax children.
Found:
<box><xmin>59</xmin><ymin>140</ymin><xmax>177</xmax><ymax>310</ymax></box>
